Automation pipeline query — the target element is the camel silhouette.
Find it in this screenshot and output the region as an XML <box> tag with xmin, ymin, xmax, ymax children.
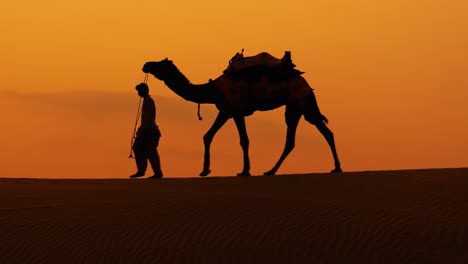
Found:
<box><xmin>142</xmin><ymin>52</ymin><xmax>342</xmax><ymax>176</ymax></box>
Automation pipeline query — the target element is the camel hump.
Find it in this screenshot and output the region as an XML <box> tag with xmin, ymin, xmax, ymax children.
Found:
<box><xmin>224</xmin><ymin>51</ymin><xmax>296</xmax><ymax>74</ymax></box>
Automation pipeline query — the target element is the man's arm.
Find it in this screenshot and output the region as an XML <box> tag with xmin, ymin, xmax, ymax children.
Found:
<box><xmin>140</xmin><ymin>97</ymin><xmax>156</xmax><ymax>128</ymax></box>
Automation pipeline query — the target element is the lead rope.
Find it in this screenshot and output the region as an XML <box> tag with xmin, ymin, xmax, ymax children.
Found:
<box><xmin>128</xmin><ymin>74</ymin><xmax>148</xmax><ymax>158</ymax></box>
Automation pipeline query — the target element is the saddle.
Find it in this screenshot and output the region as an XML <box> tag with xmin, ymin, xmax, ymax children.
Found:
<box><xmin>223</xmin><ymin>50</ymin><xmax>296</xmax><ymax>74</ymax></box>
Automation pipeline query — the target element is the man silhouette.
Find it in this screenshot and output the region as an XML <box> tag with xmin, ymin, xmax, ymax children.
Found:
<box><xmin>130</xmin><ymin>83</ymin><xmax>163</xmax><ymax>179</ymax></box>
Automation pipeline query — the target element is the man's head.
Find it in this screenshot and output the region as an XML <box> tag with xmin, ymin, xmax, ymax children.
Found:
<box><xmin>135</xmin><ymin>83</ymin><xmax>149</xmax><ymax>97</ymax></box>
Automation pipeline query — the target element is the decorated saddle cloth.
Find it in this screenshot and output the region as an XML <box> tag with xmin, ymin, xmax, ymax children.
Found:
<box><xmin>224</xmin><ymin>51</ymin><xmax>295</xmax><ymax>74</ymax></box>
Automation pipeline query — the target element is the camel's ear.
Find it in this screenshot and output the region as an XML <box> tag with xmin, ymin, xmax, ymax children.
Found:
<box><xmin>164</xmin><ymin>58</ymin><xmax>168</xmax><ymax>61</ymax></box>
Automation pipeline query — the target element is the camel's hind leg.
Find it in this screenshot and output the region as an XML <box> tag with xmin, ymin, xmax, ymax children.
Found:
<box><xmin>303</xmin><ymin>94</ymin><xmax>342</xmax><ymax>173</ymax></box>
<box><xmin>310</xmin><ymin>121</ymin><xmax>342</xmax><ymax>173</ymax></box>
<box><xmin>264</xmin><ymin>106</ymin><xmax>302</xmax><ymax>176</ymax></box>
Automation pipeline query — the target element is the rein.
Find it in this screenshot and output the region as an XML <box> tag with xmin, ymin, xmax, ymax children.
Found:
<box><xmin>128</xmin><ymin>73</ymin><xmax>148</xmax><ymax>158</ymax></box>
<box><xmin>197</xmin><ymin>103</ymin><xmax>202</xmax><ymax>120</ymax></box>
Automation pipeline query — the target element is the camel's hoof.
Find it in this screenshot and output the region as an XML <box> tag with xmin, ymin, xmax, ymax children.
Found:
<box><xmin>199</xmin><ymin>169</ymin><xmax>211</xmax><ymax>177</ymax></box>
<box><xmin>237</xmin><ymin>172</ymin><xmax>251</xmax><ymax>177</ymax></box>
<box><xmin>263</xmin><ymin>170</ymin><xmax>275</xmax><ymax>176</ymax></box>
<box><xmin>331</xmin><ymin>168</ymin><xmax>343</xmax><ymax>173</ymax></box>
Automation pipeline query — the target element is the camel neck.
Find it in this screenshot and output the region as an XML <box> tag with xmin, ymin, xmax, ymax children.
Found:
<box><xmin>162</xmin><ymin>79</ymin><xmax>215</xmax><ymax>104</ymax></box>
<box><xmin>150</xmin><ymin>66</ymin><xmax>216</xmax><ymax>104</ymax></box>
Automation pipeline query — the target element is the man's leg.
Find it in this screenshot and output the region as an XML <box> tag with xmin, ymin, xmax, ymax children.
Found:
<box><xmin>131</xmin><ymin>136</ymin><xmax>148</xmax><ymax>178</ymax></box>
<box><xmin>148</xmin><ymin>150</ymin><xmax>163</xmax><ymax>178</ymax></box>
<box><xmin>148</xmin><ymin>135</ymin><xmax>163</xmax><ymax>179</ymax></box>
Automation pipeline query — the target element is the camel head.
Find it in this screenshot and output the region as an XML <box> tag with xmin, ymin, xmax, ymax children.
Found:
<box><xmin>142</xmin><ymin>58</ymin><xmax>175</xmax><ymax>81</ymax></box>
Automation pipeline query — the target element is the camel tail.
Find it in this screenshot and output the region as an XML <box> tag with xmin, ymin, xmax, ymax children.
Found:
<box><xmin>305</xmin><ymin>90</ymin><xmax>329</xmax><ymax>124</ymax></box>
<box><xmin>322</xmin><ymin>114</ymin><xmax>329</xmax><ymax>124</ymax></box>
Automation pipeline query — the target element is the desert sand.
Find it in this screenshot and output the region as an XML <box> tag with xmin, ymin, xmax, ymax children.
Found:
<box><xmin>1</xmin><ymin>168</ymin><xmax>468</xmax><ymax>263</ymax></box>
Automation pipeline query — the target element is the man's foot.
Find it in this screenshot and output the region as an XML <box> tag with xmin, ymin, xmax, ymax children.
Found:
<box><xmin>130</xmin><ymin>172</ymin><xmax>145</xmax><ymax>178</ymax></box>
<box><xmin>148</xmin><ymin>174</ymin><xmax>163</xmax><ymax>179</ymax></box>
<box><xmin>331</xmin><ymin>168</ymin><xmax>343</xmax><ymax>173</ymax></box>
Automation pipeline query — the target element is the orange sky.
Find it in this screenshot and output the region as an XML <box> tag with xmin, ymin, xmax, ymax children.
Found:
<box><xmin>1</xmin><ymin>0</ymin><xmax>467</xmax><ymax>178</ymax></box>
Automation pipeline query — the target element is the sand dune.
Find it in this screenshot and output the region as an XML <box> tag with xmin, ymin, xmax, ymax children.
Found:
<box><xmin>1</xmin><ymin>168</ymin><xmax>468</xmax><ymax>263</ymax></box>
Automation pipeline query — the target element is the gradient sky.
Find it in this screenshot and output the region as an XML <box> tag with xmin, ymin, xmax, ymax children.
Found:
<box><xmin>1</xmin><ymin>0</ymin><xmax>467</xmax><ymax>178</ymax></box>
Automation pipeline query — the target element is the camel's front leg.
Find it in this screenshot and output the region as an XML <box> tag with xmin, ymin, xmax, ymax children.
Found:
<box><xmin>264</xmin><ymin>108</ymin><xmax>302</xmax><ymax>176</ymax></box>
<box><xmin>200</xmin><ymin>112</ymin><xmax>230</xmax><ymax>176</ymax></box>
<box><xmin>233</xmin><ymin>116</ymin><xmax>250</xmax><ymax>176</ymax></box>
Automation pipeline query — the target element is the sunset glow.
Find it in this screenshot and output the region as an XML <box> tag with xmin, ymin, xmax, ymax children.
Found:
<box><xmin>1</xmin><ymin>0</ymin><xmax>467</xmax><ymax>178</ymax></box>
